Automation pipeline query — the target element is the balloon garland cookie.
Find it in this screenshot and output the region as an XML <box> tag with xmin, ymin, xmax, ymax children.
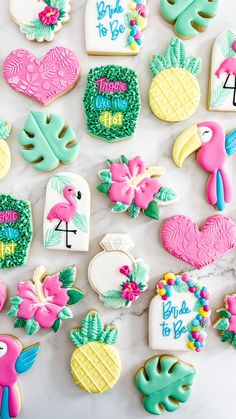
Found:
<box><xmin>70</xmin><ymin>311</ymin><xmax>121</xmax><ymax>394</ymax></box>
<box><xmin>214</xmin><ymin>293</ymin><xmax>236</xmax><ymax>349</ymax></box>
<box><xmin>149</xmin><ymin>37</ymin><xmax>202</xmax><ymax>122</ymax></box>
<box><xmin>149</xmin><ymin>272</ymin><xmax>211</xmax><ymax>352</ymax></box>
<box><xmin>88</xmin><ymin>233</ymin><xmax>149</xmax><ymax>308</ymax></box>
<box><xmin>97</xmin><ymin>155</ymin><xmax>178</xmax><ymax>220</ymax></box>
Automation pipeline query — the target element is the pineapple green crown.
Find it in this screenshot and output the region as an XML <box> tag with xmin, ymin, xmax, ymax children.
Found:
<box><xmin>0</xmin><ymin>120</ymin><xmax>11</xmax><ymax>141</ymax></box>
<box><xmin>70</xmin><ymin>311</ymin><xmax>118</xmax><ymax>348</ymax></box>
<box><xmin>150</xmin><ymin>37</ymin><xmax>202</xmax><ymax>77</ymax></box>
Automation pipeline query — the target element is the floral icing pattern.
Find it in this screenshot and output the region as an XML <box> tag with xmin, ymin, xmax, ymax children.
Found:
<box><xmin>8</xmin><ymin>265</ymin><xmax>84</xmax><ymax>335</ymax></box>
<box><xmin>97</xmin><ymin>155</ymin><xmax>178</xmax><ymax>220</ymax></box>
<box><xmin>214</xmin><ymin>294</ymin><xmax>236</xmax><ymax>349</ymax></box>
<box><xmin>3</xmin><ymin>47</ymin><xmax>80</xmax><ymax>105</ymax></box>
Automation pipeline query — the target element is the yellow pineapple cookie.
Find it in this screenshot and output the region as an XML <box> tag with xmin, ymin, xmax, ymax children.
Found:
<box><xmin>70</xmin><ymin>311</ymin><xmax>121</xmax><ymax>394</ymax></box>
<box><xmin>0</xmin><ymin>120</ymin><xmax>11</xmax><ymax>180</ymax></box>
<box><xmin>149</xmin><ymin>38</ymin><xmax>202</xmax><ymax>122</ymax></box>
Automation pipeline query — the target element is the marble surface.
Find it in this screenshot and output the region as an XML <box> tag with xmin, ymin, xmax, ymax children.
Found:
<box><xmin>0</xmin><ymin>1</ymin><xmax>236</xmax><ymax>418</ymax></box>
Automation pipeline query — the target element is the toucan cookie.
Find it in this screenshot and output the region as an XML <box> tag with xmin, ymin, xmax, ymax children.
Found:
<box><xmin>3</xmin><ymin>47</ymin><xmax>80</xmax><ymax>105</ymax></box>
<box><xmin>20</xmin><ymin>111</ymin><xmax>79</xmax><ymax>171</ymax></box>
<box><xmin>88</xmin><ymin>233</ymin><xmax>149</xmax><ymax>308</ymax></box>
<box><xmin>136</xmin><ymin>355</ymin><xmax>196</xmax><ymax>415</ymax></box>
<box><xmin>149</xmin><ymin>272</ymin><xmax>211</xmax><ymax>352</ymax></box>
<box><xmin>214</xmin><ymin>293</ymin><xmax>236</xmax><ymax>349</ymax></box>
<box><xmin>83</xmin><ymin>65</ymin><xmax>141</xmax><ymax>142</ymax></box>
<box><xmin>8</xmin><ymin>265</ymin><xmax>84</xmax><ymax>335</ymax></box>
<box><xmin>97</xmin><ymin>155</ymin><xmax>178</xmax><ymax>220</ymax></box>
<box><xmin>85</xmin><ymin>0</ymin><xmax>148</xmax><ymax>55</ymax></box>
<box><xmin>149</xmin><ymin>38</ymin><xmax>202</xmax><ymax>122</ymax></box>
<box><xmin>0</xmin><ymin>195</ymin><xmax>33</xmax><ymax>269</ymax></box>
<box><xmin>0</xmin><ymin>120</ymin><xmax>11</xmax><ymax>180</ymax></box>
<box><xmin>10</xmin><ymin>0</ymin><xmax>71</xmax><ymax>42</ymax></box>
<box><xmin>70</xmin><ymin>311</ymin><xmax>121</xmax><ymax>393</ymax></box>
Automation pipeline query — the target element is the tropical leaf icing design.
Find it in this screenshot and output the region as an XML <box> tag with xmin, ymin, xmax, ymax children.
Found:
<box><xmin>214</xmin><ymin>293</ymin><xmax>236</xmax><ymax>349</ymax></box>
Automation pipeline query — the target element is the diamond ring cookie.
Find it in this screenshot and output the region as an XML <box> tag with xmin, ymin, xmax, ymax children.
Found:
<box><xmin>88</xmin><ymin>233</ymin><xmax>149</xmax><ymax>308</ymax></box>
<box><xmin>149</xmin><ymin>37</ymin><xmax>202</xmax><ymax>122</ymax></box>
<box><xmin>0</xmin><ymin>336</ymin><xmax>40</xmax><ymax>419</ymax></box>
<box><xmin>85</xmin><ymin>0</ymin><xmax>148</xmax><ymax>55</ymax></box>
<box><xmin>8</xmin><ymin>265</ymin><xmax>84</xmax><ymax>335</ymax></box>
<box><xmin>70</xmin><ymin>311</ymin><xmax>121</xmax><ymax>394</ymax></box>
<box><xmin>10</xmin><ymin>0</ymin><xmax>71</xmax><ymax>42</ymax></box>
<box><xmin>136</xmin><ymin>355</ymin><xmax>196</xmax><ymax>415</ymax></box>
<box><xmin>20</xmin><ymin>111</ymin><xmax>79</xmax><ymax>172</ymax></box>
<box><xmin>149</xmin><ymin>272</ymin><xmax>211</xmax><ymax>352</ymax></box>
<box><xmin>214</xmin><ymin>294</ymin><xmax>236</xmax><ymax>349</ymax></box>
<box><xmin>0</xmin><ymin>120</ymin><xmax>11</xmax><ymax>181</ymax></box>
<box><xmin>97</xmin><ymin>155</ymin><xmax>178</xmax><ymax>220</ymax></box>
<box><xmin>3</xmin><ymin>47</ymin><xmax>80</xmax><ymax>105</ymax></box>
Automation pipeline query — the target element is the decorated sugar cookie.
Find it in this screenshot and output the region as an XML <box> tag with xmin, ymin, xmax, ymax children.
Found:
<box><xmin>160</xmin><ymin>215</ymin><xmax>236</xmax><ymax>270</ymax></box>
<box><xmin>0</xmin><ymin>120</ymin><xmax>11</xmax><ymax>181</ymax></box>
<box><xmin>44</xmin><ymin>172</ymin><xmax>90</xmax><ymax>251</ymax></box>
<box><xmin>149</xmin><ymin>272</ymin><xmax>211</xmax><ymax>352</ymax></box>
<box><xmin>20</xmin><ymin>111</ymin><xmax>79</xmax><ymax>171</ymax></box>
<box><xmin>160</xmin><ymin>0</ymin><xmax>219</xmax><ymax>39</ymax></box>
<box><xmin>149</xmin><ymin>38</ymin><xmax>202</xmax><ymax>122</ymax></box>
<box><xmin>0</xmin><ymin>336</ymin><xmax>40</xmax><ymax>419</ymax></box>
<box><xmin>3</xmin><ymin>47</ymin><xmax>80</xmax><ymax>105</ymax></box>
<box><xmin>70</xmin><ymin>311</ymin><xmax>121</xmax><ymax>393</ymax></box>
<box><xmin>97</xmin><ymin>155</ymin><xmax>178</xmax><ymax>220</ymax></box>
<box><xmin>173</xmin><ymin>121</ymin><xmax>236</xmax><ymax>211</ymax></box>
<box><xmin>83</xmin><ymin>65</ymin><xmax>141</xmax><ymax>142</ymax></box>
<box><xmin>136</xmin><ymin>355</ymin><xmax>196</xmax><ymax>415</ymax></box>
<box><xmin>8</xmin><ymin>265</ymin><xmax>84</xmax><ymax>335</ymax></box>
<box><xmin>209</xmin><ymin>30</ymin><xmax>236</xmax><ymax>111</ymax></box>
<box><xmin>10</xmin><ymin>0</ymin><xmax>71</xmax><ymax>42</ymax></box>
<box><xmin>0</xmin><ymin>195</ymin><xmax>33</xmax><ymax>269</ymax></box>
<box><xmin>88</xmin><ymin>234</ymin><xmax>149</xmax><ymax>308</ymax></box>
<box><xmin>85</xmin><ymin>0</ymin><xmax>148</xmax><ymax>55</ymax></box>
<box><xmin>214</xmin><ymin>294</ymin><xmax>236</xmax><ymax>349</ymax></box>
<box><xmin>0</xmin><ymin>283</ymin><xmax>7</xmax><ymax>311</ymax></box>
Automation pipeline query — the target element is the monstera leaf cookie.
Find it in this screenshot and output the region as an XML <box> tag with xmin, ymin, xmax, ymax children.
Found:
<box><xmin>0</xmin><ymin>120</ymin><xmax>11</xmax><ymax>180</ymax></box>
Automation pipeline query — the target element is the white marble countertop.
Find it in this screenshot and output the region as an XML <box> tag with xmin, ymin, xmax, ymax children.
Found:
<box><xmin>1</xmin><ymin>1</ymin><xmax>236</xmax><ymax>418</ymax></box>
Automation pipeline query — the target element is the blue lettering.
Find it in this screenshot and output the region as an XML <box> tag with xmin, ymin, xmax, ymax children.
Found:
<box><xmin>173</xmin><ymin>320</ymin><xmax>187</xmax><ymax>339</ymax></box>
<box><xmin>160</xmin><ymin>321</ymin><xmax>171</xmax><ymax>337</ymax></box>
<box><xmin>96</xmin><ymin>0</ymin><xmax>124</xmax><ymax>20</ymax></box>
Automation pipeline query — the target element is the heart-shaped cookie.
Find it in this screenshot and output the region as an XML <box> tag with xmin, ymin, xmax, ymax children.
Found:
<box><xmin>160</xmin><ymin>214</ymin><xmax>236</xmax><ymax>269</ymax></box>
<box><xmin>3</xmin><ymin>47</ymin><xmax>80</xmax><ymax>105</ymax></box>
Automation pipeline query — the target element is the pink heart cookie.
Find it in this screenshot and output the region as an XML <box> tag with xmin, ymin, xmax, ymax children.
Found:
<box><xmin>160</xmin><ymin>214</ymin><xmax>236</xmax><ymax>269</ymax></box>
<box><xmin>3</xmin><ymin>47</ymin><xmax>80</xmax><ymax>105</ymax></box>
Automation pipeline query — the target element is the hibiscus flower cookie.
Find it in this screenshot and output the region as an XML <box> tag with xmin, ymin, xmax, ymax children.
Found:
<box><xmin>70</xmin><ymin>311</ymin><xmax>121</xmax><ymax>393</ymax></box>
<box><xmin>149</xmin><ymin>37</ymin><xmax>202</xmax><ymax>122</ymax></box>
<box><xmin>3</xmin><ymin>47</ymin><xmax>80</xmax><ymax>105</ymax></box>
<box><xmin>89</xmin><ymin>233</ymin><xmax>149</xmax><ymax>308</ymax></box>
<box><xmin>83</xmin><ymin>65</ymin><xmax>141</xmax><ymax>142</ymax></box>
<box><xmin>97</xmin><ymin>155</ymin><xmax>178</xmax><ymax>220</ymax></box>
<box><xmin>214</xmin><ymin>294</ymin><xmax>236</xmax><ymax>349</ymax></box>
<box><xmin>149</xmin><ymin>272</ymin><xmax>211</xmax><ymax>352</ymax></box>
<box><xmin>0</xmin><ymin>120</ymin><xmax>11</xmax><ymax>180</ymax></box>
<box><xmin>85</xmin><ymin>0</ymin><xmax>148</xmax><ymax>55</ymax></box>
<box><xmin>10</xmin><ymin>0</ymin><xmax>71</xmax><ymax>42</ymax></box>
<box><xmin>8</xmin><ymin>265</ymin><xmax>84</xmax><ymax>335</ymax></box>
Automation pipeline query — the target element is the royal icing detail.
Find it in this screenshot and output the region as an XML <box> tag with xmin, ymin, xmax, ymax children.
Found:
<box><xmin>0</xmin><ymin>120</ymin><xmax>11</xmax><ymax>181</ymax></box>
<box><xmin>0</xmin><ymin>283</ymin><xmax>7</xmax><ymax>311</ymax></box>
<box><xmin>8</xmin><ymin>265</ymin><xmax>84</xmax><ymax>335</ymax></box>
<box><xmin>173</xmin><ymin>121</ymin><xmax>236</xmax><ymax>211</ymax></box>
<box><xmin>214</xmin><ymin>294</ymin><xmax>236</xmax><ymax>349</ymax></box>
<box><xmin>209</xmin><ymin>30</ymin><xmax>236</xmax><ymax>111</ymax></box>
<box><xmin>149</xmin><ymin>272</ymin><xmax>211</xmax><ymax>352</ymax></box>
<box><xmin>136</xmin><ymin>355</ymin><xmax>196</xmax><ymax>415</ymax></box>
<box><xmin>10</xmin><ymin>0</ymin><xmax>71</xmax><ymax>42</ymax></box>
<box><xmin>85</xmin><ymin>0</ymin><xmax>148</xmax><ymax>55</ymax></box>
<box><xmin>160</xmin><ymin>215</ymin><xmax>236</xmax><ymax>270</ymax></box>
<box><xmin>88</xmin><ymin>233</ymin><xmax>149</xmax><ymax>308</ymax></box>
<box><xmin>97</xmin><ymin>155</ymin><xmax>178</xmax><ymax>220</ymax></box>
<box><xmin>0</xmin><ymin>195</ymin><xmax>33</xmax><ymax>269</ymax></box>
<box><xmin>0</xmin><ymin>336</ymin><xmax>40</xmax><ymax>419</ymax></box>
<box><xmin>83</xmin><ymin>65</ymin><xmax>141</xmax><ymax>142</ymax></box>
<box><xmin>70</xmin><ymin>311</ymin><xmax>121</xmax><ymax>394</ymax></box>
<box><xmin>160</xmin><ymin>0</ymin><xmax>219</xmax><ymax>39</ymax></box>
<box><xmin>3</xmin><ymin>47</ymin><xmax>80</xmax><ymax>105</ymax></box>
<box><xmin>20</xmin><ymin>111</ymin><xmax>79</xmax><ymax>171</ymax></box>
<box><xmin>149</xmin><ymin>37</ymin><xmax>202</xmax><ymax>122</ymax></box>
<box><xmin>44</xmin><ymin>172</ymin><xmax>90</xmax><ymax>251</ymax></box>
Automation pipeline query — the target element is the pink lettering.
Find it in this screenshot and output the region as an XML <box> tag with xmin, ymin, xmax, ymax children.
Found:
<box><xmin>0</xmin><ymin>211</ymin><xmax>18</xmax><ymax>224</ymax></box>
<box><xmin>95</xmin><ymin>77</ymin><xmax>127</xmax><ymax>93</ymax></box>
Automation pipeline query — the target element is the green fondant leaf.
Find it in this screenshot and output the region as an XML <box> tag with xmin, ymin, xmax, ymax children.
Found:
<box><xmin>70</xmin><ymin>312</ymin><xmax>117</xmax><ymax>346</ymax></box>
<box><xmin>220</xmin><ymin>330</ymin><xmax>234</xmax><ymax>343</ymax></box>
<box><xmin>106</xmin><ymin>159</ymin><xmax>115</xmax><ymax>166</ymax></box>
<box><xmin>58</xmin><ymin>307</ymin><xmax>73</xmax><ymax>320</ymax></box>
<box><xmin>7</xmin><ymin>305</ymin><xmax>19</xmax><ymax>318</ymax></box>
<box><xmin>97</xmin><ymin>182</ymin><xmax>111</xmax><ymax>195</ymax></box>
<box><xmin>174</xmin><ymin>282</ymin><xmax>188</xmax><ymax>293</ymax></box>
<box><xmin>72</xmin><ymin>214</ymin><xmax>88</xmax><ymax>233</ymax></box>
<box><xmin>218</xmin><ymin>309</ymin><xmax>231</xmax><ymax>318</ymax></box>
<box><xmin>98</xmin><ymin>169</ymin><xmax>112</xmax><ymax>183</ymax></box>
<box><xmin>70</xmin><ymin>330</ymin><xmax>86</xmax><ymax>347</ymax></box>
<box><xmin>25</xmin><ymin>318</ymin><xmax>40</xmax><ymax>336</ymax></box>
<box><xmin>215</xmin><ymin>318</ymin><xmax>230</xmax><ymax>331</ymax></box>
<box><xmin>14</xmin><ymin>318</ymin><xmax>27</xmax><ymax>329</ymax></box>
<box><xmin>112</xmin><ymin>201</ymin><xmax>129</xmax><ymax>213</ymax></box>
<box><xmin>45</xmin><ymin>227</ymin><xmax>62</xmax><ymax>248</ymax></box>
<box><xmin>128</xmin><ymin>201</ymin><xmax>141</xmax><ymax>219</ymax></box>
<box><xmin>155</xmin><ymin>187</ymin><xmax>177</xmax><ymax>202</ymax></box>
<box><xmin>59</xmin><ymin>266</ymin><xmax>76</xmax><ymax>288</ymax></box>
<box><xmin>101</xmin><ymin>290</ymin><xmax>125</xmax><ymax>309</ymax></box>
<box><xmin>100</xmin><ymin>326</ymin><xmax>118</xmax><ymax>344</ymax></box>
<box><xmin>232</xmin><ymin>335</ymin><xmax>236</xmax><ymax>349</ymax></box>
<box><xmin>132</xmin><ymin>259</ymin><xmax>149</xmax><ymax>284</ymax></box>
<box><xmin>67</xmin><ymin>289</ymin><xmax>84</xmax><ymax>305</ymax></box>
<box><xmin>0</xmin><ymin>120</ymin><xmax>11</xmax><ymax>140</ymax></box>
<box><xmin>120</xmin><ymin>155</ymin><xmax>129</xmax><ymax>165</ymax></box>
<box><xmin>9</xmin><ymin>296</ymin><xmax>23</xmax><ymax>305</ymax></box>
<box><xmin>144</xmin><ymin>201</ymin><xmax>160</xmax><ymax>220</ymax></box>
<box><xmin>52</xmin><ymin>318</ymin><xmax>62</xmax><ymax>333</ymax></box>
<box><xmin>21</xmin><ymin>19</ymin><xmax>53</xmax><ymax>42</ymax></box>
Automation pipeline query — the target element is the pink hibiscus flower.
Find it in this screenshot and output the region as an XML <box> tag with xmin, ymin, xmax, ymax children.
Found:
<box><xmin>109</xmin><ymin>156</ymin><xmax>161</xmax><ymax>209</ymax></box>
<box><xmin>39</xmin><ymin>6</ymin><xmax>59</xmax><ymax>26</ymax></box>
<box><xmin>17</xmin><ymin>274</ymin><xmax>69</xmax><ymax>328</ymax></box>
<box><xmin>226</xmin><ymin>295</ymin><xmax>236</xmax><ymax>334</ymax></box>
<box><xmin>122</xmin><ymin>282</ymin><xmax>141</xmax><ymax>301</ymax></box>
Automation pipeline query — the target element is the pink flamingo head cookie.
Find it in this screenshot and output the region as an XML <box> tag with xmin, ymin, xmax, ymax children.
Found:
<box><xmin>0</xmin><ymin>335</ymin><xmax>40</xmax><ymax>419</ymax></box>
<box><xmin>173</xmin><ymin>121</ymin><xmax>236</xmax><ymax>211</ymax></box>
<box><xmin>214</xmin><ymin>294</ymin><xmax>236</xmax><ymax>349</ymax></box>
<box><xmin>3</xmin><ymin>47</ymin><xmax>80</xmax><ymax>105</ymax></box>
<box><xmin>160</xmin><ymin>214</ymin><xmax>236</xmax><ymax>270</ymax></box>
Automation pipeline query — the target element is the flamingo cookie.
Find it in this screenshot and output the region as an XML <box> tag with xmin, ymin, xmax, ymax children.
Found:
<box><xmin>43</xmin><ymin>172</ymin><xmax>91</xmax><ymax>251</ymax></box>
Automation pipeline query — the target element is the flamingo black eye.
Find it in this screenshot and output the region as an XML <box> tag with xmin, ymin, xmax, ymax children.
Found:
<box><xmin>77</xmin><ymin>191</ymin><xmax>82</xmax><ymax>200</ymax></box>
